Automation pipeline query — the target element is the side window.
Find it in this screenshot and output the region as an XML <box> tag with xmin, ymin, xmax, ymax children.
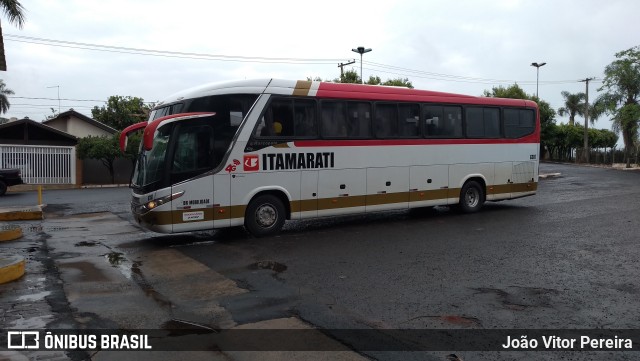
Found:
<box><xmin>504</xmin><ymin>108</ymin><xmax>535</xmax><ymax>138</ymax></box>
<box><xmin>442</xmin><ymin>106</ymin><xmax>463</xmax><ymax>137</ymax></box>
<box><xmin>254</xmin><ymin>98</ymin><xmax>293</xmax><ymax>137</ymax></box>
<box><xmin>399</xmin><ymin>103</ymin><xmax>420</xmax><ymax>137</ymax></box>
<box><xmin>466</xmin><ymin>107</ymin><xmax>501</xmax><ymax>138</ymax></box>
<box><xmin>171</xmin><ymin>122</ymin><xmax>214</xmax><ymax>183</ymax></box>
<box><xmin>375</xmin><ymin>103</ymin><xmax>398</xmax><ymax>138</ymax></box>
<box><xmin>346</xmin><ymin>102</ymin><xmax>371</xmax><ymax>138</ymax></box>
<box><xmin>294</xmin><ymin>99</ymin><xmax>317</xmax><ymax>137</ymax></box>
<box><xmin>423</xmin><ymin>105</ymin><xmax>444</xmax><ymax>137</ymax></box>
<box><xmin>465</xmin><ymin>107</ymin><xmax>484</xmax><ymax>138</ymax></box>
<box><xmin>321</xmin><ymin>101</ymin><xmax>347</xmax><ymax>138</ymax></box>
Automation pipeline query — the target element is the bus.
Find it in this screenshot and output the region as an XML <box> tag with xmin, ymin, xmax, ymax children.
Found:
<box><xmin>120</xmin><ymin>79</ymin><xmax>539</xmax><ymax>236</ymax></box>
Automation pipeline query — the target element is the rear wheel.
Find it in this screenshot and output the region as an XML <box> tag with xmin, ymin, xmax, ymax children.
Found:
<box><xmin>459</xmin><ymin>180</ymin><xmax>484</xmax><ymax>213</ymax></box>
<box><xmin>244</xmin><ymin>194</ymin><xmax>286</xmax><ymax>237</ymax></box>
<box><xmin>0</xmin><ymin>180</ymin><xmax>7</xmax><ymax>196</ymax></box>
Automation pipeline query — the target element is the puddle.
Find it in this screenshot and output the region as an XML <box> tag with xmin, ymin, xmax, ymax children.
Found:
<box><xmin>105</xmin><ymin>252</ymin><xmax>126</xmax><ymax>266</ymax></box>
<box><xmin>75</xmin><ymin>241</ymin><xmax>98</xmax><ymax>247</ymax></box>
<box><xmin>250</xmin><ymin>260</ymin><xmax>287</xmax><ymax>273</ymax></box>
<box><xmin>11</xmin><ymin>315</ymin><xmax>54</xmax><ymax>329</ymax></box>
<box><xmin>17</xmin><ymin>291</ymin><xmax>51</xmax><ymax>302</ymax></box>
<box><xmin>161</xmin><ymin>319</ymin><xmax>216</xmax><ymax>331</ymax></box>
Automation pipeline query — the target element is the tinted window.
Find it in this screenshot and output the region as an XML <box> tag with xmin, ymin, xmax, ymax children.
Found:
<box><xmin>466</xmin><ymin>107</ymin><xmax>501</xmax><ymax>138</ymax></box>
<box><xmin>255</xmin><ymin>98</ymin><xmax>293</xmax><ymax>137</ymax></box>
<box><xmin>375</xmin><ymin>103</ymin><xmax>398</xmax><ymax>138</ymax></box>
<box><xmin>346</xmin><ymin>102</ymin><xmax>371</xmax><ymax>137</ymax></box>
<box><xmin>294</xmin><ymin>99</ymin><xmax>317</xmax><ymax>137</ymax></box>
<box><xmin>423</xmin><ymin>105</ymin><xmax>462</xmax><ymax>138</ymax></box>
<box><xmin>505</xmin><ymin>108</ymin><xmax>535</xmax><ymax>138</ymax></box>
<box><xmin>465</xmin><ymin>107</ymin><xmax>484</xmax><ymax>137</ymax></box>
<box><xmin>171</xmin><ymin>120</ymin><xmax>215</xmax><ymax>184</ymax></box>
<box><xmin>399</xmin><ymin>104</ymin><xmax>420</xmax><ymax>137</ymax></box>
<box><xmin>321</xmin><ymin>101</ymin><xmax>347</xmax><ymax>137</ymax></box>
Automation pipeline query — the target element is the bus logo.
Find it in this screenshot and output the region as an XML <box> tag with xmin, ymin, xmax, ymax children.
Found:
<box><xmin>244</xmin><ymin>155</ymin><xmax>259</xmax><ymax>172</ymax></box>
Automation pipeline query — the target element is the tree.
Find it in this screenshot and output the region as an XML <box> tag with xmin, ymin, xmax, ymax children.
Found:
<box><xmin>382</xmin><ymin>77</ymin><xmax>414</xmax><ymax>88</ymax></box>
<box><xmin>482</xmin><ymin>83</ymin><xmax>529</xmax><ymax>99</ymax></box>
<box><xmin>0</xmin><ymin>78</ymin><xmax>13</xmax><ymax>113</ymax></box>
<box><xmin>0</xmin><ymin>0</ymin><xmax>25</xmax><ymax>71</ymax></box>
<box><xmin>557</xmin><ymin>91</ymin><xmax>586</xmax><ymax>126</ymax></box>
<box><xmin>595</xmin><ymin>46</ymin><xmax>640</xmax><ymax>168</ymax></box>
<box><xmin>91</xmin><ymin>95</ymin><xmax>152</xmax><ymax>131</ymax></box>
<box><xmin>333</xmin><ymin>69</ymin><xmax>361</xmax><ymax>84</ymax></box>
<box><xmin>76</xmin><ymin>135</ymin><xmax>121</xmax><ymax>184</ymax></box>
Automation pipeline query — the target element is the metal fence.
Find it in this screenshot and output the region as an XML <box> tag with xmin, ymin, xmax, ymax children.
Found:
<box><xmin>0</xmin><ymin>145</ymin><xmax>76</xmax><ymax>184</ymax></box>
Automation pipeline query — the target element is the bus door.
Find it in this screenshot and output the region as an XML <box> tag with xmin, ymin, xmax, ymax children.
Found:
<box><xmin>169</xmin><ymin>121</ymin><xmax>216</xmax><ymax>232</ymax></box>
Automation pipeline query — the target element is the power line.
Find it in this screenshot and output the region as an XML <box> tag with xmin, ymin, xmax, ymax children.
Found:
<box><xmin>362</xmin><ymin>62</ymin><xmax>602</xmax><ymax>85</ymax></box>
<box><xmin>9</xmin><ymin>96</ymin><xmax>105</xmax><ymax>102</ymax></box>
<box><xmin>5</xmin><ymin>34</ymin><xmax>345</xmax><ymax>64</ymax></box>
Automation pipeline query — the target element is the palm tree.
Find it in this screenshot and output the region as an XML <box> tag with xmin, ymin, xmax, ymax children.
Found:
<box><xmin>557</xmin><ymin>91</ymin><xmax>586</xmax><ymax>126</ymax></box>
<box><xmin>596</xmin><ymin>46</ymin><xmax>640</xmax><ymax>168</ymax></box>
<box><xmin>0</xmin><ymin>0</ymin><xmax>26</xmax><ymax>71</ymax></box>
<box><xmin>0</xmin><ymin>79</ymin><xmax>14</xmax><ymax>113</ymax></box>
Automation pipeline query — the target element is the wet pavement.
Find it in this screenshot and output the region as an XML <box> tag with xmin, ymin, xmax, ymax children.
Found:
<box><xmin>0</xmin><ymin>163</ymin><xmax>639</xmax><ymax>360</ymax></box>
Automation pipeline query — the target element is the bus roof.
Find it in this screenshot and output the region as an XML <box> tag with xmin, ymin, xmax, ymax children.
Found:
<box><xmin>155</xmin><ymin>79</ymin><xmax>537</xmax><ymax>109</ymax></box>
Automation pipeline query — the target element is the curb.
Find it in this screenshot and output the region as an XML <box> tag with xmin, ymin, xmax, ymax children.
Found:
<box><xmin>0</xmin><ymin>225</ymin><xmax>23</xmax><ymax>242</ymax></box>
<box><xmin>0</xmin><ymin>205</ymin><xmax>44</xmax><ymax>221</ymax></box>
<box><xmin>0</xmin><ymin>255</ymin><xmax>26</xmax><ymax>284</ymax></box>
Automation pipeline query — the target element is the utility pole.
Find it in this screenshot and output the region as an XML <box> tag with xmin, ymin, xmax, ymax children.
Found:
<box><xmin>579</xmin><ymin>77</ymin><xmax>595</xmax><ymax>163</ymax></box>
<box><xmin>338</xmin><ymin>60</ymin><xmax>356</xmax><ymax>80</ymax></box>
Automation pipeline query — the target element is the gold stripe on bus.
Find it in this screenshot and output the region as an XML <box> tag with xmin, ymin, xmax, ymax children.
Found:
<box><xmin>292</xmin><ymin>80</ymin><xmax>313</xmax><ymax>96</ymax></box>
<box><xmin>487</xmin><ymin>184</ymin><xmax>511</xmax><ymax>195</ymax></box>
<box><xmin>366</xmin><ymin>192</ymin><xmax>409</xmax><ymax>206</ymax></box>
<box><xmin>140</xmin><ymin>181</ymin><xmax>538</xmax><ymax>226</ymax></box>
<box><xmin>409</xmin><ymin>189</ymin><xmax>450</xmax><ymax>202</ymax></box>
<box><xmin>273</xmin><ymin>143</ymin><xmax>291</xmax><ymax>148</ymax></box>
<box><xmin>512</xmin><ymin>182</ymin><xmax>538</xmax><ymax>193</ymax></box>
<box><xmin>291</xmin><ymin>199</ymin><xmax>318</xmax><ymax>213</ymax></box>
<box><xmin>229</xmin><ymin>205</ymin><xmax>247</xmax><ymax>219</ymax></box>
<box><xmin>317</xmin><ymin>195</ymin><xmax>367</xmax><ymax>210</ymax></box>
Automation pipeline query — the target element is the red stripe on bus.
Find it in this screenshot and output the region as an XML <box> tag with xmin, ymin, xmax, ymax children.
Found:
<box><xmin>294</xmin><ymin>137</ymin><xmax>539</xmax><ymax>147</ymax></box>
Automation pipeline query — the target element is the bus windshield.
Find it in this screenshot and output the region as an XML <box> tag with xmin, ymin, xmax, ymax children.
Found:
<box><xmin>130</xmin><ymin>94</ymin><xmax>258</xmax><ymax>194</ymax></box>
<box><xmin>132</xmin><ymin>124</ymin><xmax>172</xmax><ymax>189</ymax></box>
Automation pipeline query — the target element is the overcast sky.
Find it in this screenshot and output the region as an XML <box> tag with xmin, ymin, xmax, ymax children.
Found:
<box><xmin>4</xmin><ymin>0</ymin><xmax>638</xmax><ymax>134</ymax></box>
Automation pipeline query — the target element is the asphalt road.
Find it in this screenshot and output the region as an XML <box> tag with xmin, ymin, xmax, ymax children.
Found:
<box><xmin>3</xmin><ymin>163</ymin><xmax>639</xmax><ymax>361</ymax></box>
<box><xmin>178</xmin><ymin>163</ymin><xmax>640</xmax><ymax>360</ymax></box>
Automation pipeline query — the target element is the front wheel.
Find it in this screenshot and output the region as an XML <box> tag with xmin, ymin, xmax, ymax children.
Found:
<box><xmin>459</xmin><ymin>181</ymin><xmax>484</xmax><ymax>213</ymax></box>
<box><xmin>0</xmin><ymin>180</ymin><xmax>7</xmax><ymax>196</ymax></box>
<box><xmin>244</xmin><ymin>194</ymin><xmax>286</xmax><ymax>237</ymax></box>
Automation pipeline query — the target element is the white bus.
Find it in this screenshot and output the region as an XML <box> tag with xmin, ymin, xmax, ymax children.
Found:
<box><xmin>120</xmin><ymin>79</ymin><xmax>539</xmax><ymax>236</ymax></box>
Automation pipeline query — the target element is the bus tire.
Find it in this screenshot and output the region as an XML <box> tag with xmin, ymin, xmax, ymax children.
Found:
<box><xmin>459</xmin><ymin>180</ymin><xmax>484</xmax><ymax>213</ymax></box>
<box><xmin>245</xmin><ymin>194</ymin><xmax>286</xmax><ymax>237</ymax></box>
<box><xmin>0</xmin><ymin>180</ymin><xmax>6</xmax><ymax>196</ymax></box>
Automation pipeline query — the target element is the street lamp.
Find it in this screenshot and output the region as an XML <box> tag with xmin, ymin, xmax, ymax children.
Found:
<box><xmin>352</xmin><ymin>46</ymin><xmax>372</xmax><ymax>84</ymax></box>
<box><xmin>530</xmin><ymin>62</ymin><xmax>546</xmax><ymax>98</ymax></box>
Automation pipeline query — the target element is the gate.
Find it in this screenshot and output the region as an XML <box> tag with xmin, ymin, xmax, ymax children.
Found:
<box><xmin>0</xmin><ymin>145</ymin><xmax>76</xmax><ymax>184</ymax></box>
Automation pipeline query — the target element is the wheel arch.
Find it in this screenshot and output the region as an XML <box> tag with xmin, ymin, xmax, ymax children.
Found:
<box><xmin>245</xmin><ymin>187</ymin><xmax>292</xmax><ymax>220</ymax></box>
<box><xmin>460</xmin><ymin>174</ymin><xmax>487</xmax><ymax>201</ymax></box>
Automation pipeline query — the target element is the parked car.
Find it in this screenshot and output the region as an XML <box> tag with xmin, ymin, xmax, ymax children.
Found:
<box><xmin>0</xmin><ymin>168</ymin><xmax>24</xmax><ymax>196</ymax></box>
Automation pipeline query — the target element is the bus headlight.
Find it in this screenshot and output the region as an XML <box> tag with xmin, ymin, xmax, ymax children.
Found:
<box><xmin>136</xmin><ymin>191</ymin><xmax>185</xmax><ymax>214</ymax></box>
